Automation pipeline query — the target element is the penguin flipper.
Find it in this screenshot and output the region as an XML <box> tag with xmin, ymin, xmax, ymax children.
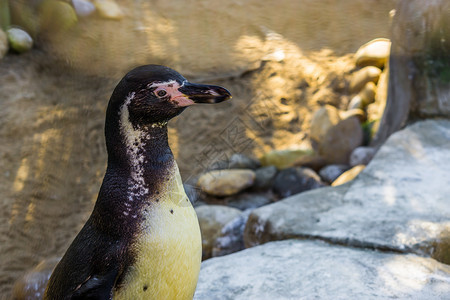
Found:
<box><xmin>71</xmin><ymin>266</ymin><xmax>119</xmax><ymax>300</ymax></box>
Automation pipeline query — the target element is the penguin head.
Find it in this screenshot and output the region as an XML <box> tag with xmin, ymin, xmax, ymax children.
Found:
<box><xmin>109</xmin><ymin>65</ymin><xmax>231</xmax><ymax>126</ymax></box>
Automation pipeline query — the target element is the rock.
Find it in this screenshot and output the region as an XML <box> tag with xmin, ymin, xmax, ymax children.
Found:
<box><xmin>319</xmin><ymin>164</ymin><xmax>350</xmax><ymax>183</ymax></box>
<box><xmin>273</xmin><ymin>167</ymin><xmax>324</xmax><ymax>199</ymax></box>
<box><xmin>0</xmin><ymin>28</ymin><xmax>7</xmax><ymax>59</ymax></box>
<box><xmin>260</xmin><ymin>148</ymin><xmax>315</xmax><ymax>170</ymax></box>
<box><xmin>195</xmin><ymin>240</ymin><xmax>450</xmax><ymax>300</ymax></box>
<box><xmin>244</xmin><ymin>120</ymin><xmax>450</xmax><ymax>265</ymax></box>
<box><xmin>12</xmin><ymin>257</ymin><xmax>60</xmax><ymax>300</ymax></box>
<box><xmin>228</xmin><ymin>153</ymin><xmax>261</xmax><ymax>170</ymax></box>
<box><xmin>309</xmin><ymin>104</ymin><xmax>341</xmax><ymax>143</ymax></box>
<box><xmin>39</xmin><ymin>0</ymin><xmax>78</xmax><ymax>32</ymax></box>
<box><xmin>373</xmin><ymin>0</ymin><xmax>450</xmax><ymax>148</ymax></box>
<box><xmin>340</xmin><ymin>108</ymin><xmax>366</xmax><ymax>123</ymax></box>
<box><xmin>197</xmin><ymin>169</ymin><xmax>255</xmax><ymax>197</ymax></box>
<box><xmin>331</xmin><ymin>165</ymin><xmax>365</xmax><ymax>186</ymax></box>
<box><xmin>212</xmin><ymin>210</ymin><xmax>251</xmax><ymax>257</ymax></box>
<box><xmin>431</xmin><ymin>231</ymin><xmax>450</xmax><ymax>264</ymax></box>
<box><xmin>349</xmin><ymin>146</ymin><xmax>377</xmax><ymax>167</ymax></box>
<box><xmin>347</xmin><ymin>94</ymin><xmax>364</xmax><ymax>110</ymax></box>
<box><xmin>72</xmin><ymin>0</ymin><xmax>96</xmax><ymax>17</ymax></box>
<box><xmin>6</xmin><ymin>28</ymin><xmax>33</xmax><ymax>53</ymax></box>
<box><xmin>93</xmin><ymin>0</ymin><xmax>124</xmax><ymax>20</ymax></box>
<box><xmin>253</xmin><ymin>166</ymin><xmax>277</xmax><ymax>190</ymax></box>
<box><xmin>319</xmin><ymin>117</ymin><xmax>364</xmax><ymax>164</ymax></box>
<box><xmin>349</xmin><ymin>66</ymin><xmax>382</xmax><ymax>93</ymax></box>
<box><xmin>292</xmin><ymin>154</ymin><xmax>327</xmax><ymax>171</ymax></box>
<box><xmin>226</xmin><ymin>193</ymin><xmax>272</xmax><ymax>211</ymax></box>
<box><xmin>195</xmin><ymin>205</ymin><xmax>242</xmax><ymax>260</ymax></box>
<box><xmin>355</xmin><ymin>38</ymin><xmax>391</xmax><ymax>68</ymax></box>
<box><xmin>359</xmin><ymin>81</ymin><xmax>377</xmax><ymax>105</ymax></box>
<box><xmin>348</xmin><ymin>82</ymin><xmax>376</xmax><ymax>110</ymax></box>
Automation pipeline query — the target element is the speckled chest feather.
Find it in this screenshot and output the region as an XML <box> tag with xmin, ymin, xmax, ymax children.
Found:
<box><xmin>114</xmin><ymin>163</ymin><xmax>201</xmax><ymax>300</ymax></box>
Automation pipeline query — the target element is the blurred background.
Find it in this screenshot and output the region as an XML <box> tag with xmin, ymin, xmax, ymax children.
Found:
<box><xmin>1</xmin><ymin>0</ymin><xmax>449</xmax><ymax>299</ymax></box>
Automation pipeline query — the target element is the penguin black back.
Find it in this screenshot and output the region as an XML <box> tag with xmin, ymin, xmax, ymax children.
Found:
<box><xmin>44</xmin><ymin>65</ymin><xmax>231</xmax><ymax>299</ymax></box>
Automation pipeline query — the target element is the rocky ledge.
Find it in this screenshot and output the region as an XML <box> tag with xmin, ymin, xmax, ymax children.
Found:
<box><xmin>244</xmin><ymin>120</ymin><xmax>450</xmax><ymax>263</ymax></box>
<box><xmin>195</xmin><ymin>239</ymin><xmax>450</xmax><ymax>299</ymax></box>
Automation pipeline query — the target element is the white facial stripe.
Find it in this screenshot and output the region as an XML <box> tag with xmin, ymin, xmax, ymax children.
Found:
<box><xmin>119</xmin><ymin>92</ymin><xmax>149</xmax><ymax>211</ymax></box>
<box><xmin>148</xmin><ymin>80</ymin><xmax>178</xmax><ymax>88</ymax></box>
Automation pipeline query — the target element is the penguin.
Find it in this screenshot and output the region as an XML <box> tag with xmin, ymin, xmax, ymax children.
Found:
<box><xmin>44</xmin><ymin>65</ymin><xmax>231</xmax><ymax>300</ymax></box>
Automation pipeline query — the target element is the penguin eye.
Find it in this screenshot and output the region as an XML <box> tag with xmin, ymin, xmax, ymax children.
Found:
<box><xmin>156</xmin><ymin>90</ymin><xmax>167</xmax><ymax>97</ymax></box>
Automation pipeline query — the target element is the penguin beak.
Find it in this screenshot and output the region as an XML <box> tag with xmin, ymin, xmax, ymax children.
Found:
<box><xmin>178</xmin><ymin>82</ymin><xmax>232</xmax><ymax>105</ymax></box>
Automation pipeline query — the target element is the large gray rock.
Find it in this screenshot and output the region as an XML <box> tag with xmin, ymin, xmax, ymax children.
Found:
<box><xmin>372</xmin><ymin>0</ymin><xmax>450</xmax><ymax>146</ymax></box>
<box><xmin>245</xmin><ymin>120</ymin><xmax>450</xmax><ymax>264</ymax></box>
<box><xmin>195</xmin><ymin>240</ymin><xmax>450</xmax><ymax>300</ymax></box>
<box><xmin>212</xmin><ymin>210</ymin><xmax>251</xmax><ymax>258</ymax></box>
<box><xmin>196</xmin><ymin>205</ymin><xmax>242</xmax><ymax>260</ymax></box>
<box><xmin>349</xmin><ymin>146</ymin><xmax>377</xmax><ymax>166</ymax></box>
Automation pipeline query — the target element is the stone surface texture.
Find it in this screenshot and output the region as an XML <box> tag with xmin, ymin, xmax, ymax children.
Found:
<box><xmin>309</xmin><ymin>104</ymin><xmax>341</xmax><ymax>143</ymax></box>
<box><xmin>331</xmin><ymin>165</ymin><xmax>365</xmax><ymax>186</ymax></box>
<box><xmin>212</xmin><ymin>210</ymin><xmax>251</xmax><ymax>258</ymax></box>
<box><xmin>349</xmin><ymin>146</ymin><xmax>377</xmax><ymax>166</ymax></box>
<box><xmin>373</xmin><ymin>0</ymin><xmax>450</xmax><ymax>146</ymax></box>
<box><xmin>195</xmin><ymin>205</ymin><xmax>242</xmax><ymax>259</ymax></box>
<box><xmin>349</xmin><ymin>66</ymin><xmax>381</xmax><ymax>93</ymax></box>
<box><xmin>195</xmin><ymin>240</ymin><xmax>450</xmax><ymax>300</ymax></box>
<box><xmin>319</xmin><ymin>164</ymin><xmax>350</xmax><ymax>183</ymax></box>
<box><xmin>319</xmin><ymin>116</ymin><xmax>364</xmax><ymax>164</ymax></box>
<box><xmin>355</xmin><ymin>38</ymin><xmax>391</xmax><ymax>68</ymax></box>
<box><xmin>245</xmin><ymin>120</ymin><xmax>450</xmax><ymax>264</ymax></box>
<box><xmin>260</xmin><ymin>148</ymin><xmax>314</xmax><ymax>169</ymax></box>
<box><xmin>197</xmin><ymin>169</ymin><xmax>255</xmax><ymax>197</ymax></box>
<box><xmin>273</xmin><ymin>167</ymin><xmax>324</xmax><ymax>199</ymax></box>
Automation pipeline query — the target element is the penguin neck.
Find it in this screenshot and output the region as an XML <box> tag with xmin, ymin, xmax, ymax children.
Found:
<box><xmin>99</xmin><ymin>122</ymin><xmax>177</xmax><ymax>225</ymax></box>
<box><xmin>102</xmin><ymin>96</ymin><xmax>178</xmax><ymax>206</ymax></box>
<box><xmin>113</xmin><ymin>121</ymin><xmax>175</xmax><ymax>196</ymax></box>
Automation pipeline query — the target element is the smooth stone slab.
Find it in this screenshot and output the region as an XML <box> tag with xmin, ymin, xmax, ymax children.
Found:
<box><xmin>195</xmin><ymin>240</ymin><xmax>450</xmax><ymax>300</ymax></box>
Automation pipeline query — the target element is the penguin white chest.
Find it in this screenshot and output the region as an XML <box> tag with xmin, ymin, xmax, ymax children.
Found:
<box><xmin>114</xmin><ymin>171</ymin><xmax>201</xmax><ymax>300</ymax></box>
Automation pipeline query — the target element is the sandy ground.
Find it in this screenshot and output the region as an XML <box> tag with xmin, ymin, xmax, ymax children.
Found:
<box><xmin>0</xmin><ymin>1</ymin><xmax>397</xmax><ymax>297</ymax></box>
